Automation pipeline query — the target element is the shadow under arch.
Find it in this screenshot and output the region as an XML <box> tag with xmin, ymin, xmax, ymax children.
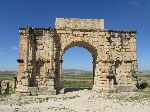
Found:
<box><xmin>60</xmin><ymin>41</ymin><xmax>98</xmax><ymax>93</ymax></box>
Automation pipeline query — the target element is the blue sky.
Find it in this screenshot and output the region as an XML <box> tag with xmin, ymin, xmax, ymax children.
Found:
<box><xmin>0</xmin><ymin>0</ymin><xmax>150</xmax><ymax>71</ymax></box>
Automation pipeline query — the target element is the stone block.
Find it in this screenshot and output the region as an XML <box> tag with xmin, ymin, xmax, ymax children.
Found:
<box><xmin>1</xmin><ymin>80</ymin><xmax>9</xmax><ymax>94</ymax></box>
<box><xmin>55</xmin><ymin>18</ymin><xmax>104</xmax><ymax>29</ymax></box>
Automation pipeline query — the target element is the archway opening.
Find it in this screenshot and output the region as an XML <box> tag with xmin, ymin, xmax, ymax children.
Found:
<box><xmin>62</xmin><ymin>46</ymin><xmax>94</xmax><ymax>93</ymax></box>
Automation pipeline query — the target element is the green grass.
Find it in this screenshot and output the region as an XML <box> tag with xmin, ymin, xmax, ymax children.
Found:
<box><xmin>62</xmin><ymin>73</ymin><xmax>150</xmax><ymax>90</ymax></box>
<box><xmin>62</xmin><ymin>73</ymin><xmax>93</xmax><ymax>88</ymax></box>
<box><xmin>138</xmin><ymin>75</ymin><xmax>150</xmax><ymax>92</ymax></box>
<box><xmin>0</xmin><ymin>93</ymin><xmax>10</xmax><ymax>98</ymax></box>
<box><xmin>0</xmin><ymin>71</ymin><xmax>93</xmax><ymax>89</ymax></box>
<box><xmin>1</xmin><ymin>71</ymin><xmax>150</xmax><ymax>92</ymax></box>
<box><xmin>0</xmin><ymin>72</ymin><xmax>16</xmax><ymax>81</ymax></box>
<box><xmin>62</xmin><ymin>80</ymin><xmax>93</xmax><ymax>88</ymax></box>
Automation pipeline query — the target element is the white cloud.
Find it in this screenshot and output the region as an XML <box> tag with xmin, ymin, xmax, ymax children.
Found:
<box><xmin>12</xmin><ymin>46</ymin><xmax>18</xmax><ymax>50</ymax></box>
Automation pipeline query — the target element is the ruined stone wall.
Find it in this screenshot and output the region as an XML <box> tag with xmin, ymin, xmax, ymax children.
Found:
<box><xmin>16</xmin><ymin>18</ymin><xmax>138</xmax><ymax>95</ymax></box>
<box><xmin>31</xmin><ymin>29</ymin><xmax>54</xmax><ymax>87</ymax></box>
<box><xmin>104</xmin><ymin>31</ymin><xmax>138</xmax><ymax>91</ymax></box>
<box><xmin>18</xmin><ymin>28</ymin><xmax>54</xmax><ymax>87</ymax></box>
<box><xmin>0</xmin><ymin>79</ymin><xmax>17</xmax><ymax>94</ymax></box>
<box><xmin>54</xmin><ymin>28</ymin><xmax>137</xmax><ymax>91</ymax></box>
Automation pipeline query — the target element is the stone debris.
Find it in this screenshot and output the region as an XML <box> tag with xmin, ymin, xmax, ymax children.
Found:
<box><xmin>0</xmin><ymin>79</ymin><xmax>16</xmax><ymax>94</ymax></box>
<box><xmin>1</xmin><ymin>80</ymin><xmax>9</xmax><ymax>94</ymax></box>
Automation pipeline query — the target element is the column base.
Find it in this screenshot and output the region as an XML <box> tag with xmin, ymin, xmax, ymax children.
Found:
<box><xmin>15</xmin><ymin>86</ymin><xmax>31</xmax><ymax>96</ymax></box>
<box><xmin>15</xmin><ymin>78</ymin><xmax>57</xmax><ymax>96</ymax></box>
<box><xmin>15</xmin><ymin>86</ymin><xmax>56</xmax><ymax>96</ymax></box>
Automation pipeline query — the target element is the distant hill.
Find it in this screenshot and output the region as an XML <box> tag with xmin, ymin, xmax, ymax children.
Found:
<box><xmin>63</xmin><ymin>69</ymin><xmax>92</xmax><ymax>74</ymax></box>
<box><xmin>0</xmin><ymin>71</ymin><xmax>17</xmax><ymax>81</ymax></box>
<box><xmin>139</xmin><ymin>70</ymin><xmax>150</xmax><ymax>76</ymax></box>
<box><xmin>0</xmin><ymin>71</ymin><xmax>16</xmax><ymax>74</ymax></box>
<box><xmin>0</xmin><ymin>69</ymin><xmax>92</xmax><ymax>74</ymax></box>
<box><xmin>139</xmin><ymin>70</ymin><xmax>150</xmax><ymax>73</ymax></box>
<box><xmin>1</xmin><ymin>69</ymin><xmax>149</xmax><ymax>75</ymax></box>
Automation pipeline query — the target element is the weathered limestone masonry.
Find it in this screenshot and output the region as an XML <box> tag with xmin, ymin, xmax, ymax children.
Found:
<box><xmin>15</xmin><ymin>18</ymin><xmax>138</xmax><ymax>95</ymax></box>
<box><xmin>1</xmin><ymin>80</ymin><xmax>9</xmax><ymax>94</ymax></box>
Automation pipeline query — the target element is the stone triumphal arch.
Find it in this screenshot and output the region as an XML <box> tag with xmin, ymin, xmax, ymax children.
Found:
<box><xmin>15</xmin><ymin>18</ymin><xmax>138</xmax><ymax>95</ymax></box>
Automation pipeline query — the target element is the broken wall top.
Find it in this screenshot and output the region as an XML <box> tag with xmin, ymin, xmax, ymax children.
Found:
<box><xmin>55</xmin><ymin>18</ymin><xmax>104</xmax><ymax>30</ymax></box>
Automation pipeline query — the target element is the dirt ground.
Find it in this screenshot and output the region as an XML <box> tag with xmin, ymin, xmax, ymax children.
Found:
<box><xmin>0</xmin><ymin>90</ymin><xmax>150</xmax><ymax>112</ymax></box>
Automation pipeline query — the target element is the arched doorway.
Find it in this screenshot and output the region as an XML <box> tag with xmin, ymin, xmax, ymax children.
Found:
<box><xmin>54</xmin><ymin>41</ymin><xmax>98</xmax><ymax>93</ymax></box>
<box><xmin>62</xmin><ymin>46</ymin><xmax>94</xmax><ymax>93</ymax></box>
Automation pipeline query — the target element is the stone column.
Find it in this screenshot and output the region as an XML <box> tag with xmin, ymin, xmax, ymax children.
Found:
<box><xmin>45</xmin><ymin>29</ymin><xmax>56</xmax><ymax>95</ymax></box>
<box><xmin>107</xmin><ymin>65</ymin><xmax>116</xmax><ymax>92</ymax></box>
<box><xmin>52</xmin><ymin>58</ymin><xmax>64</xmax><ymax>94</ymax></box>
<box><xmin>21</xmin><ymin>27</ymin><xmax>30</xmax><ymax>86</ymax></box>
<box><xmin>49</xmin><ymin>32</ymin><xmax>54</xmax><ymax>78</ymax></box>
<box><xmin>15</xmin><ymin>27</ymin><xmax>31</xmax><ymax>95</ymax></box>
<box><xmin>24</xmin><ymin>29</ymin><xmax>29</xmax><ymax>72</ymax></box>
<box><xmin>92</xmin><ymin>60</ymin><xmax>96</xmax><ymax>85</ymax></box>
<box><xmin>130</xmin><ymin>63</ymin><xmax>138</xmax><ymax>90</ymax></box>
<box><xmin>58</xmin><ymin>59</ymin><xmax>64</xmax><ymax>94</ymax></box>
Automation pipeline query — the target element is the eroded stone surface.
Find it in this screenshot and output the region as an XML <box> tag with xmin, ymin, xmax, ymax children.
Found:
<box><xmin>55</xmin><ymin>18</ymin><xmax>104</xmax><ymax>29</ymax></box>
<box><xmin>16</xmin><ymin>18</ymin><xmax>138</xmax><ymax>95</ymax></box>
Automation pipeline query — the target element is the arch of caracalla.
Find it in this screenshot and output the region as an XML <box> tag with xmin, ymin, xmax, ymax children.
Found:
<box><xmin>15</xmin><ymin>18</ymin><xmax>138</xmax><ymax>95</ymax></box>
